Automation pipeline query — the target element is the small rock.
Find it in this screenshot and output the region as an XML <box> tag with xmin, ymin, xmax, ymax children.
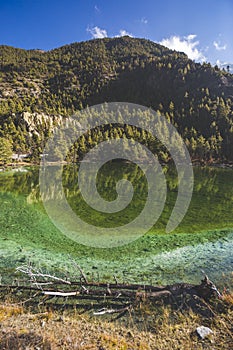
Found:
<box><xmin>196</xmin><ymin>326</ymin><xmax>213</xmax><ymax>339</ymax></box>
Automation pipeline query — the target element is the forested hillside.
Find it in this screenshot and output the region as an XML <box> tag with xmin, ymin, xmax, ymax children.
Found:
<box><xmin>0</xmin><ymin>36</ymin><xmax>233</xmax><ymax>163</ymax></box>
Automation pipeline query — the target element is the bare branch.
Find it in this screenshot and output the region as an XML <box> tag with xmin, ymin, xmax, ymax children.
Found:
<box><xmin>16</xmin><ymin>265</ymin><xmax>71</xmax><ymax>285</ymax></box>
<box><xmin>93</xmin><ymin>306</ymin><xmax>130</xmax><ymax>315</ymax></box>
<box><xmin>43</xmin><ymin>291</ymin><xmax>80</xmax><ymax>297</ymax></box>
<box><xmin>68</xmin><ymin>256</ymin><xmax>88</xmax><ymax>284</ymax></box>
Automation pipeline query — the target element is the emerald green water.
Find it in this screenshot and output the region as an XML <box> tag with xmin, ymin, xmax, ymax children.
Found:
<box><xmin>0</xmin><ymin>163</ymin><xmax>233</xmax><ymax>287</ymax></box>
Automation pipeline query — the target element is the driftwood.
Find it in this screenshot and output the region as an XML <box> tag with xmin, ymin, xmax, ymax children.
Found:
<box><xmin>43</xmin><ymin>291</ymin><xmax>80</xmax><ymax>297</ymax></box>
<box><xmin>93</xmin><ymin>306</ymin><xmax>130</xmax><ymax>315</ymax></box>
<box><xmin>16</xmin><ymin>266</ymin><xmax>71</xmax><ymax>285</ymax></box>
<box><xmin>0</xmin><ymin>264</ymin><xmax>223</xmax><ymax>317</ymax></box>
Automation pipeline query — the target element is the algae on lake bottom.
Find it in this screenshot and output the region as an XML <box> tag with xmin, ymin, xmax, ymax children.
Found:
<box><xmin>0</xmin><ymin>164</ymin><xmax>233</xmax><ymax>286</ymax></box>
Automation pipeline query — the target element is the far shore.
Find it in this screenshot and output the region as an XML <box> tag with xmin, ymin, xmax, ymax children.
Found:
<box><xmin>1</xmin><ymin>159</ymin><xmax>233</xmax><ymax>171</ymax></box>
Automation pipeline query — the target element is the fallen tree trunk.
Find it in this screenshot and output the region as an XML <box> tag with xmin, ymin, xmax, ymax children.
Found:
<box><xmin>0</xmin><ymin>276</ymin><xmax>221</xmax><ymax>303</ymax></box>
<box><xmin>0</xmin><ymin>266</ymin><xmax>223</xmax><ymax>318</ymax></box>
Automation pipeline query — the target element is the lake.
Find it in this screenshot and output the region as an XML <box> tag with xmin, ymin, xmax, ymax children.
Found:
<box><xmin>0</xmin><ymin>163</ymin><xmax>233</xmax><ymax>287</ymax></box>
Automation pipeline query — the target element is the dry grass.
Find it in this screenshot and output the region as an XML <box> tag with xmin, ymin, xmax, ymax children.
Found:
<box><xmin>0</xmin><ymin>298</ymin><xmax>233</xmax><ymax>350</ymax></box>
<box><xmin>0</xmin><ymin>304</ymin><xmax>23</xmax><ymax>322</ymax></box>
<box><xmin>222</xmin><ymin>290</ymin><xmax>233</xmax><ymax>305</ymax></box>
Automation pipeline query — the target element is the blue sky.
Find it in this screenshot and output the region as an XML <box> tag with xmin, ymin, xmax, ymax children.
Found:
<box><xmin>0</xmin><ymin>0</ymin><xmax>232</xmax><ymax>66</ymax></box>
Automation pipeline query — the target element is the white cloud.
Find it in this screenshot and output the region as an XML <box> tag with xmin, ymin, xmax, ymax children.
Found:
<box><xmin>216</xmin><ymin>59</ymin><xmax>232</xmax><ymax>72</ymax></box>
<box><xmin>216</xmin><ymin>59</ymin><xmax>226</xmax><ymax>67</ymax></box>
<box><xmin>94</xmin><ymin>5</ymin><xmax>100</xmax><ymax>13</ymax></box>
<box><xmin>185</xmin><ymin>34</ymin><xmax>196</xmax><ymax>41</ymax></box>
<box><xmin>116</xmin><ymin>29</ymin><xmax>133</xmax><ymax>37</ymax></box>
<box><xmin>159</xmin><ymin>34</ymin><xmax>206</xmax><ymax>62</ymax></box>
<box><xmin>87</xmin><ymin>26</ymin><xmax>133</xmax><ymax>39</ymax></box>
<box><xmin>87</xmin><ymin>26</ymin><xmax>108</xmax><ymax>39</ymax></box>
<box><xmin>213</xmin><ymin>41</ymin><xmax>227</xmax><ymax>51</ymax></box>
<box><xmin>140</xmin><ymin>17</ymin><xmax>148</xmax><ymax>24</ymax></box>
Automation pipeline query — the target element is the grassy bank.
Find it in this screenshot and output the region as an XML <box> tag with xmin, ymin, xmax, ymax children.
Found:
<box><xmin>0</xmin><ymin>293</ymin><xmax>233</xmax><ymax>349</ymax></box>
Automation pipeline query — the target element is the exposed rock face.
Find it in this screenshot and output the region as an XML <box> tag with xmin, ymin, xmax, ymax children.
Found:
<box><xmin>21</xmin><ymin>111</ymin><xmax>63</xmax><ymax>135</ymax></box>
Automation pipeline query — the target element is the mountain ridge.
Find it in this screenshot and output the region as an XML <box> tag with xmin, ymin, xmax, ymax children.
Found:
<box><xmin>0</xmin><ymin>36</ymin><xmax>232</xmax><ymax>162</ymax></box>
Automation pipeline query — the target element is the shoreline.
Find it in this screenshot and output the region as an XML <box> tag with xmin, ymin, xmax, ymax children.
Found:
<box><xmin>1</xmin><ymin>159</ymin><xmax>233</xmax><ymax>171</ymax></box>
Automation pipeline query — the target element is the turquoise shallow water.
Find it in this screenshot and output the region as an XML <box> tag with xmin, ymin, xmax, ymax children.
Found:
<box><xmin>0</xmin><ymin>164</ymin><xmax>233</xmax><ymax>287</ymax></box>
<box><xmin>1</xmin><ymin>230</ymin><xmax>232</xmax><ymax>286</ymax></box>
